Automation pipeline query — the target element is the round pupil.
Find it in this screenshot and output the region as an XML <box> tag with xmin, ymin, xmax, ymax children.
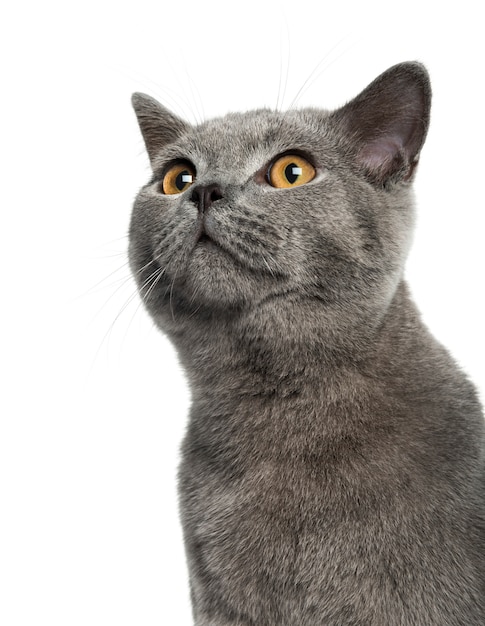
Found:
<box><xmin>175</xmin><ymin>170</ymin><xmax>191</xmax><ymax>190</ymax></box>
<box><xmin>285</xmin><ymin>163</ymin><xmax>300</xmax><ymax>184</ymax></box>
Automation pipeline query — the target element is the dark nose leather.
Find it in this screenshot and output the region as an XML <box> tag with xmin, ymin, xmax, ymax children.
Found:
<box><xmin>190</xmin><ymin>184</ymin><xmax>223</xmax><ymax>214</ymax></box>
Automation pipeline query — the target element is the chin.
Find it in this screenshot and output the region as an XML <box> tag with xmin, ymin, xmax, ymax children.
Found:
<box><xmin>179</xmin><ymin>246</ymin><xmax>260</xmax><ymax>311</ymax></box>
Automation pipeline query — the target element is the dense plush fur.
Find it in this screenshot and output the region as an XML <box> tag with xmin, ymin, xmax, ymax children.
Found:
<box><xmin>129</xmin><ymin>63</ymin><xmax>485</xmax><ymax>625</ymax></box>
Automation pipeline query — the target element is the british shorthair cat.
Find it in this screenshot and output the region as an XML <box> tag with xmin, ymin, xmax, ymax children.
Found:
<box><xmin>129</xmin><ymin>62</ymin><xmax>485</xmax><ymax>625</ymax></box>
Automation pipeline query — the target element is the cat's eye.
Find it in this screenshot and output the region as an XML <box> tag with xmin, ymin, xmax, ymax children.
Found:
<box><xmin>161</xmin><ymin>162</ymin><xmax>196</xmax><ymax>195</ymax></box>
<box><xmin>267</xmin><ymin>154</ymin><xmax>316</xmax><ymax>189</ymax></box>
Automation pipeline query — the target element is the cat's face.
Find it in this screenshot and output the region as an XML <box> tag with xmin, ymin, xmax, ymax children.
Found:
<box><xmin>129</xmin><ymin>63</ymin><xmax>431</xmax><ymax>332</ymax></box>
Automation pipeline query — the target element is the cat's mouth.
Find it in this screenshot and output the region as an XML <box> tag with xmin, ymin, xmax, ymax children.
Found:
<box><xmin>197</xmin><ymin>232</ymin><xmax>215</xmax><ymax>246</ymax></box>
<box><xmin>194</xmin><ymin>233</ymin><xmax>220</xmax><ymax>255</ymax></box>
<box><xmin>187</xmin><ymin>215</ymin><xmax>286</xmax><ymax>281</ymax></box>
<box><xmin>193</xmin><ymin>220</ymin><xmax>222</xmax><ymax>251</ymax></box>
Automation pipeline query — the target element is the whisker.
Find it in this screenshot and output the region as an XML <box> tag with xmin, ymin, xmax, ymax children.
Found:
<box><xmin>263</xmin><ymin>249</ymin><xmax>285</xmax><ymax>277</ymax></box>
<box><xmin>286</xmin><ymin>37</ymin><xmax>354</xmax><ymax>112</ymax></box>
<box><xmin>169</xmin><ymin>269</ymin><xmax>179</xmax><ymax>323</ymax></box>
<box><xmin>275</xmin><ymin>16</ymin><xmax>291</xmax><ymax>112</ymax></box>
<box><xmin>260</xmin><ymin>253</ymin><xmax>275</xmax><ymax>277</ymax></box>
<box><xmin>98</xmin><ymin>235</ymin><xmax>129</xmax><ymax>246</ymax></box>
<box><xmin>84</xmin><ymin>255</ymin><xmax>161</xmax><ymax>326</ymax></box>
<box><xmin>182</xmin><ymin>57</ymin><xmax>206</xmax><ymax>125</ymax></box>
<box><xmin>186</xmin><ymin>287</ymin><xmax>203</xmax><ymax>317</ymax></box>
<box><xmin>107</xmin><ymin>266</ymin><xmax>158</xmax><ymax>326</ymax></box>
<box><xmin>118</xmin><ymin>265</ymin><xmax>167</xmax><ymax>348</ymax></box>
<box><xmin>187</xmin><ymin>303</ymin><xmax>203</xmax><ymax>320</ymax></box>
<box><xmin>141</xmin><ymin>266</ymin><xmax>167</xmax><ymax>301</ymax></box>
<box><xmin>89</xmin><ymin>282</ymin><xmax>141</xmax><ymax>371</ymax></box>
<box><xmin>129</xmin><ymin>46</ymin><xmax>205</xmax><ymax>125</ymax></box>
<box><xmin>79</xmin><ymin>261</ymin><xmax>131</xmax><ymax>300</ymax></box>
<box><xmin>92</xmin><ymin>262</ymin><xmax>164</xmax><ymax>360</ymax></box>
<box><xmin>114</xmin><ymin>62</ymin><xmax>198</xmax><ymax>122</ymax></box>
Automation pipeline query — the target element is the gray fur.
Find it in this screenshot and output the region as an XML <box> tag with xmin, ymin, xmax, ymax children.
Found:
<box><xmin>129</xmin><ymin>63</ymin><xmax>485</xmax><ymax>624</ymax></box>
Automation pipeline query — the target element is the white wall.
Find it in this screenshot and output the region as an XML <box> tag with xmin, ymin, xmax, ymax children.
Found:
<box><xmin>1</xmin><ymin>1</ymin><xmax>483</xmax><ymax>624</ymax></box>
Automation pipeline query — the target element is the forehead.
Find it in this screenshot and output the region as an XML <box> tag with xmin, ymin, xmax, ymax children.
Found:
<box><xmin>160</xmin><ymin>109</ymin><xmax>328</xmax><ymax>179</ymax></box>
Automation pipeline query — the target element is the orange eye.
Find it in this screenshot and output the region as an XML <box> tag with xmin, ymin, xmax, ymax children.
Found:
<box><xmin>161</xmin><ymin>162</ymin><xmax>196</xmax><ymax>195</ymax></box>
<box><xmin>267</xmin><ymin>154</ymin><xmax>316</xmax><ymax>188</ymax></box>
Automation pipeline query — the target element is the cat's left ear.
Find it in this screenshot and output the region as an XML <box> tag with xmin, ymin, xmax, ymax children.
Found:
<box><xmin>131</xmin><ymin>93</ymin><xmax>190</xmax><ymax>167</ymax></box>
<box><xmin>331</xmin><ymin>62</ymin><xmax>431</xmax><ymax>185</ymax></box>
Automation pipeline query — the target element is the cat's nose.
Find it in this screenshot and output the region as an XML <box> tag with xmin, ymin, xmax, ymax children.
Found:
<box><xmin>190</xmin><ymin>184</ymin><xmax>223</xmax><ymax>214</ymax></box>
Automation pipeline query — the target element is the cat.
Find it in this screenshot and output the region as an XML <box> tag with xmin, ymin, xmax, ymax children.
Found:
<box><xmin>129</xmin><ymin>62</ymin><xmax>485</xmax><ymax>625</ymax></box>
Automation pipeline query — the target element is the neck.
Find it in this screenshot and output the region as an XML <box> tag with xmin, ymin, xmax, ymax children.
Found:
<box><xmin>169</xmin><ymin>281</ymin><xmax>438</xmax><ymax>472</ymax></box>
<box><xmin>165</xmin><ymin>281</ymin><xmax>415</xmax><ymax>404</ymax></box>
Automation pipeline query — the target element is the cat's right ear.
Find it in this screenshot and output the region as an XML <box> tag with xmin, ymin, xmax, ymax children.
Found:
<box><xmin>131</xmin><ymin>93</ymin><xmax>190</xmax><ymax>167</ymax></box>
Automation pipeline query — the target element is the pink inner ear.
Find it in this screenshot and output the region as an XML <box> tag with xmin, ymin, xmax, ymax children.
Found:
<box><xmin>357</xmin><ymin>135</ymin><xmax>404</xmax><ymax>174</ymax></box>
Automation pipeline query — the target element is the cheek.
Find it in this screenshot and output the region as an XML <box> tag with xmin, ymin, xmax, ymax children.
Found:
<box><xmin>135</xmin><ymin>193</ymin><xmax>196</xmax><ymax>255</ymax></box>
<box><xmin>260</xmin><ymin>190</ymin><xmax>346</xmax><ymax>280</ymax></box>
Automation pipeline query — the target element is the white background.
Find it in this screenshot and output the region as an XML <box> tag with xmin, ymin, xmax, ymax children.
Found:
<box><xmin>1</xmin><ymin>1</ymin><xmax>483</xmax><ymax>624</ymax></box>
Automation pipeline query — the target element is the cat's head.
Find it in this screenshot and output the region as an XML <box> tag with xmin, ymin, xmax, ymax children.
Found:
<box><xmin>129</xmin><ymin>62</ymin><xmax>431</xmax><ymax>337</ymax></box>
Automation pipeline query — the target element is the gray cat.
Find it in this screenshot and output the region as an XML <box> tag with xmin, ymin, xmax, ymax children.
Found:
<box><xmin>129</xmin><ymin>62</ymin><xmax>485</xmax><ymax>625</ymax></box>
